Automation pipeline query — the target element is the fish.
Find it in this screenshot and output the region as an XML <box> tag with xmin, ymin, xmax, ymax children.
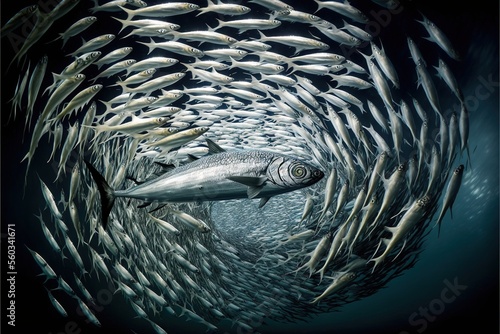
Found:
<box><xmin>314</xmin><ymin>0</ymin><xmax>368</xmax><ymax>23</ymax></box>
<box><xmin>119</xmin><ymin>3</ymin><xmax>200</xmax><ymax>20</ymax></box>
<box><xmin>196</xmin><ymin>0</ymin><xmax>251</xmax><ymax>17</ymax></box>
<box><xmin>0</xmin><ymin>4</ymin><xmax>38</xmax><ymax>39</ymax></box>
<box><xmin>51</xmin><ymin>16</ymin><xmax>97</xmax><ymax>46</ymax></box>
<box><xmin>26</xmin><ymin>55</ymin><xmax>48</xmax><ymax>123</ymax></box>
<box><xmin>93</xmin><ymin>46</ymin><xmax>133</xmax><ymax>70</ymax></box>
<box><xmin>257</xmin><ymin>31</ymin><xmax>329</xmax><ymax>55</ymax></box>
<box><xmin>214</xmin><ymin>18</ymin><xmax>282</xmax><ymax>33</ymax></box>
<box><xmin>434</xmin><ymin>58</ymin><xmax>464</xmax><ymax>101</ymax></box>
<box><xmin>26</xmin><ymin>246</ymin><xmax>58</xmax><ymax>282</ymax></box>
<box><xmin>417</xmin><ymin>14</ymin><xmax>461</xmax><ymax>61</ymax></box>
<box><xmin>371</xmin><ymin>41</ymin><xmax>399</xmax><ymax>88</ymax></box>
<box><xmin>45</xmin><ymin>287</ymin><xmax>68</xmax><ymax>317</ymax></box>
<box><xmin>370</xmin><ymin>195</ymin><xmax>431</xmax><ymax>271</ymax></box>
<box><xmin>9</xmin><ymin>10</ymin><xmax>54</xmax><ymax>66</ymax></box>
<box><xmin>310</xmin><ymin>272</ymin><xmax>356</xmax><ymax>304</ymax></box>
<box><xmin>90</xmin><ymin>0</ymin><xmax>146</xmax><ymax>14</ymax></box>
<box><xmin>293</xmin><ymin>231</ymin><xmax>332</xmax><ymax>277</ymax></box>
<box><xmin>52</xmin><ymin>84</ymin><xmax>102</xmax><ymax>122</ymax></box>
<box><xmin>435</xmin><ymin>164</ymin><xmax>465</xmax><ymax>236</ymax></box>
<box><xmin>369</xmin><ymin>163</ymin><xmax>408</xmax><ymax>232</ymax></box>
<box><xmin>416</xmin><ymin>59</ymin><xmax>441</xmax><ymax>116</ymax></box>
<box><xmin>34</xmin><ymin>211</ymin><xmax>65</xmax><ymax>258</ymax></box>
<box><xmin>85</xmin><ymin>140</ymin><xmax>324</xmax><ymax>228</ymax></box>
<box><xmin>77</xmin><ymin>298</ymin><xmax>101</xmax><ymax>327</ymax></box>
<box><xmin>68</xmin><ymin>34</ymin><xmax>115</xmax><ymax>57</ymax></box>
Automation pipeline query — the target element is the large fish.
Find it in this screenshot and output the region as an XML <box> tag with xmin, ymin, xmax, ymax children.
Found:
<box><xmin>85</xmin><ymin>140</ymin><xmax>323</xmax><ymax>228</ymax></box>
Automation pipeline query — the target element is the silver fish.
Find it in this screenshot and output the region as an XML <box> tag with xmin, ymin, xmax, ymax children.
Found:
<box><xmin>435</xmin><ymin>164</ymin><xmax>464</xmax><ymax>236</ymax></box>
<box><xmin>85</xmin><ymin>140</ymin><xmax>323</xmax><ymax>228</ymax></box>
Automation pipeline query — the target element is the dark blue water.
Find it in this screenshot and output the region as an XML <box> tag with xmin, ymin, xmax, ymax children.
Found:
<box><xmin>1</xmin><ymin>1</ymin><xmax>498</xmax><ymax>333</ymax></box>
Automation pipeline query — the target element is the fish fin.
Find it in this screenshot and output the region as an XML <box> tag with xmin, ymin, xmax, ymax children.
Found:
<box><xmin>84</xmin><ymin>160</ymin><xmax>115</xmax><ymax>230</ymax></box>
<box><xmin>227</xmin><ymin>176</ymin><xmax>267</xmax><ymax>187</ymax></box>
<box><xmin>206</xmin><ymin>138</ymin><xmax>225</xmax><ymax>154</ymax></box>
<box><xmin>137</xmin><ymin>202</ymin><xmax>151</xmax><ymax>209</ymax></box>
<box><xmin>246</xmin><ymin>186</ymin><xmax>263</xmax><ymax>199</ymax></box>
<box><xmin>154</xmin><ymin>161</ymin><xmax>176</xmax><ymax>172</ymax></box>
<box><xmin>187</xmin><ymin>154</ymin><xmax>199</xmax><ymax>162</ymax></box>
<box><xmin>381</xmin><ymin>237</ymin><xmax>390</xmax><ymax>246</ymax></box>
<box><xmin>126</xmin><ymin>175</ymin><xmax>144</xmax><ymax>185</ymax></box>
<box><xmin>148</xmin><ymin>204</ymin><xmax>167</xmax><ymax>214</ymax></box>
<box><xmin>392</xmin><ymin>239</ymin><xmax>407</xmax><ymax>262</ymax></box>
<box><xmin>384</xmin><ymin>226</ymin><xmax>398</xmax><ymax>235</ymax></box>
<box><xmin>258</xmin><ymin>197</ymin><xmax>270</xmax><ymax>208</ymax></box>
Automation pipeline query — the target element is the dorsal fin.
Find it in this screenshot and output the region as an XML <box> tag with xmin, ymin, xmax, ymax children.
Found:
<box><xmin>206</xmin><ymin>138</ymin><xmax>225</xmax><ymax>154</ymax></box>
<box><xmin>154</xmin><ymin>161</ymin><xmax>176</xmax><ymax>172</ymax></box>
<box><xmin>126</xmin><ymin>175</ymin><xmax>144</xmax><ymax>185</ymax></box>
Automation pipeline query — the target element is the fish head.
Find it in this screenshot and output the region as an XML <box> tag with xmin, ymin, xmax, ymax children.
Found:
<box><xmin>454</xmin><ymin>164</ymin><xmax>464</xmax><ymax>175</ymax></box>
<box><xmin>268</xmin><ymin>155</ymin><xmax>324</xmax><ymax>189</ymax></box>
<box><xmin>87</xmin><ymin>51</ymin><xmax>101</xmax><ymax>62</ymax></box>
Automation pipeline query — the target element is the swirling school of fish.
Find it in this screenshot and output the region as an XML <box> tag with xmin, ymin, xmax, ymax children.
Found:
<box><xmin>5</xmin><ymin>0</ymin><xmax>469</xmax><ymax>332</ymax></box>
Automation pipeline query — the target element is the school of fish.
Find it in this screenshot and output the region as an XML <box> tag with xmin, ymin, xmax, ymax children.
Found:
<box><xmin>4</xmin><ymin>0</ymin><xmax>469</xmax><ymax>332</ymax></box>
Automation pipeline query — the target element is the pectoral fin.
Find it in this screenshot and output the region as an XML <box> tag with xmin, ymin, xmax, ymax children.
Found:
<box><xmin>227</xmin><ymin>176</ymin><xmax>267</xmax><ymax>199</ymax></box>
<box><xmin>247</xmin><ymin>186</ymin><xmax>263</xmax><ymax>199</ymax></box>
<box><xmin>227</xmin><ymin>176</ymin><xmax>267</xmax><ymax>187</ymax></box>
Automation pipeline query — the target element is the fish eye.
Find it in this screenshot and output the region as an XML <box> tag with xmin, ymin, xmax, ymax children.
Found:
<box><xmin>291</xmin><ymin>165</ymin><xmax>306</xmax><ymax>178</ymax></box>
<box><xmin>313</xmin><ymin>170</ymin><xmax>322</xmax><ymax>178</ymax></box>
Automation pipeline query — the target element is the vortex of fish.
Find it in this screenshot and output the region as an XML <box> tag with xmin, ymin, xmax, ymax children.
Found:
<box><xmin>8</xmin><ymin>0</ymin><xmax>469</xmax><ymax>332</ymax></box>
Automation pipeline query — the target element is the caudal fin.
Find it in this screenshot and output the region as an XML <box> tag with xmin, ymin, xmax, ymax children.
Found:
<box><xmin>84</xmin><ymin>160</ymin><xmax>115</xmax><ymax>229</ymax></box>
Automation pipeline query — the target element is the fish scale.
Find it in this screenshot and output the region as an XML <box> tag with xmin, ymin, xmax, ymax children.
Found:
<box><xmin>5</xmin><ymin>0</ymin><xmax>474</xmax><ymax>332</ymax></box>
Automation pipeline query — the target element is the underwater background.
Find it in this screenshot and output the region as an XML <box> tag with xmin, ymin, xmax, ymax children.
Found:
<box><xmin>1</xmin><ymin>0</ymin><xmax>498</xmax><ymax>333</ymax></box>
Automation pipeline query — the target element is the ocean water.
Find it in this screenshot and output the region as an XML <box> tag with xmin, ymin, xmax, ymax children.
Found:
<box><xmin>1</xmin><ymin>1</ymin><xmax>498</xmax><ymax>334</ymax></box>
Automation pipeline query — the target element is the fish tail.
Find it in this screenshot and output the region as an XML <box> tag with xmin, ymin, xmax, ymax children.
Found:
<box><xmin>434</xmin><ymin>211</ymin><xmax>445</xmax><ymax>238</ymax></box>
<box><xmin>118</xmin><ymin>5</ymin><xmax>135</xmax><ymax>22</ymax></box>
<box><xmin>137</xmin><ymin>39</ymin><xmax>155</xmax><ymax>55</ymax></box>
<box><xmin>83</xmin><ymin>159</ymin><xmax>115</xmax><ymax>229</ymax></box>
<box><xmin>112</xmin><ymin>16</ymin><xmax>128</xmax><ymax>34</ymax></box>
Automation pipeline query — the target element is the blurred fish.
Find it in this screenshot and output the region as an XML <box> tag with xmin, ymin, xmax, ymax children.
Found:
<box><xmin>435</xmin><ymin>164</ymin><xmax>464</xmax><ymax>236</ymax></box>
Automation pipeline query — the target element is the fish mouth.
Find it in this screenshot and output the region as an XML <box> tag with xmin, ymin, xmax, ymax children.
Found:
<box><xmin>310</xmin><ymin>169</ymin><xmax>325</xmax><ymax>184</ymax></box>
